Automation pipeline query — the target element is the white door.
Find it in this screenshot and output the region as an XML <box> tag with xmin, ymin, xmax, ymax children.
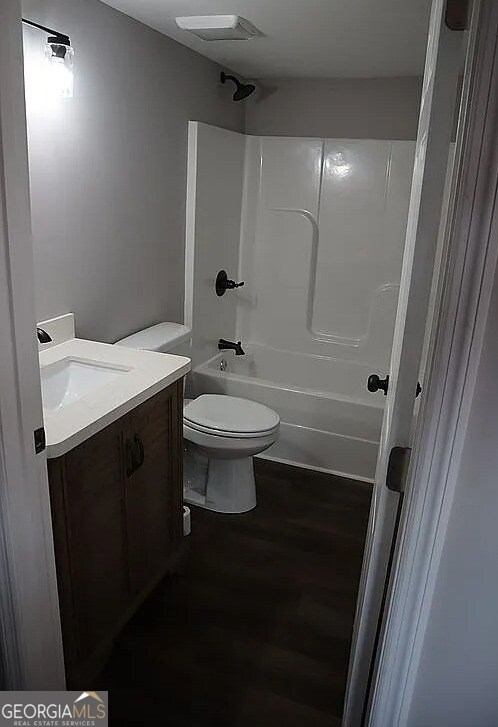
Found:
<box><xmin>342</xmin><ymin>0</ymin><xmax>466</xmax><ymax>724</ymax></box>
<box><xmin>0</xmin><ymin>0</ymin><xmax>65</xmax><ymax>688</ymax></box>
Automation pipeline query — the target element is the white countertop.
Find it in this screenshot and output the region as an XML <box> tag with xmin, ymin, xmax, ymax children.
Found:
<box><xmin>40</xmin><ymin>338</ymin><xmax>190</xmax><ymax>459</ymax></box>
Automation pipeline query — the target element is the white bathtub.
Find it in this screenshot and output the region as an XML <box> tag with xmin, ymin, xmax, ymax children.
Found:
<box><xmin>192</xmin><ymin>343</ymin><xmax>383</xmax><ymax>482</ymax></box>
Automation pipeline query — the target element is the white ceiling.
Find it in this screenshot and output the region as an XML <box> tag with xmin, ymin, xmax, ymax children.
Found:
<box><xmin>99</xmin><ymin>0</ymin><xmax>432</xmax><ymax>79</ymax></box>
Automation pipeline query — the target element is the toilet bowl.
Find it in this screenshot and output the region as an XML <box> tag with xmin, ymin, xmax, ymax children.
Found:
<box><xmin>183</xmin><ymin>394</ymin><xmax>280</xmax><ymax>513</ymax></box>
<box><xmin>115</xmin><ymin>323</ymin><xmax>280</xmax><ymax>514</ymax></box>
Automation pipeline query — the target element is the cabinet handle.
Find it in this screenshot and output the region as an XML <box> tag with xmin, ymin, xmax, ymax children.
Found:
<box><xmin>125</xmin><ymin>438</ymin><xmax>135</xmax><ymax>477</ymax></box>
<box><xmin>125</xmin><ymin>434</ymin><xmax>145</xmax><ymax>476</ymax></box>
<box><xmin>133</xmin><ymin>434</ymin><xmax>145</xmax><ymax>471</ymax></box>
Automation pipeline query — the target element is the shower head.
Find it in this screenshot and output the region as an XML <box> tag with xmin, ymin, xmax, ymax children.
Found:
<box><xmin>220</xmin><ymin>72</ymin><xmax>256</xmax><ymax>101</ymax></box>
<box><xmin>234</xmin><ymin>82</ymin><xmax>256</xmax><ymax>101</ymax></box>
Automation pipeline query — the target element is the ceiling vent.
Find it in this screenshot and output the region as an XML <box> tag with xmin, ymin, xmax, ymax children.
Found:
<box><xmin>175</xmin><ymin>15</ymin><xmax>261</xmax><ymax>41</ymax></box>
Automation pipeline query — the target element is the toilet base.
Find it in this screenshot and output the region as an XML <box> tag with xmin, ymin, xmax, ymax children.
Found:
<box><xmin>184</xmin><ymin>444</ymin><xmax>257</xmax><ymax>514</ymax></box>
<box><xmin>204</xmin><ymin>456</ymin><xmax>257</xmax><ymax>513</ymax></box>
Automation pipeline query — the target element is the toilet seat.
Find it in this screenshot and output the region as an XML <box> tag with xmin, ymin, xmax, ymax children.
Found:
<box><xmin>185</xmin><ymin>419</ymin><xmax>279</xmax><ymax>439</ymax></box>
<box><xmin>184</xmin><ymin>394</ymin><xmax>280</xmax><ymax>439</ymax></box>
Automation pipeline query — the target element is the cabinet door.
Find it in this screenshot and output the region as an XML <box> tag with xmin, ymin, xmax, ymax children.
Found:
<box><xmin>125</xmin><ymin>381</ymin><xmax>183</xmax><ymax>596</ymax></box>
<box><xmin>55</xmin><ymin>418</ymin><xmax>130</xmax><ymax>662</ymax></box>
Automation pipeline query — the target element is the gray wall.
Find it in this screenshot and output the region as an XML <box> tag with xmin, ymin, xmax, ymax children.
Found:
<box><xmin>406</xmin><ymin>257</ymin><xmax>498</xmax><ymax>726</ymax></box>
<box><xmin>23</xmin><ymin>0</ymin><xmax>244</xmax><ymax>342</ymax></box>
<box><xmin>245</xmin><ymin>77</ymin><xmax>423</xmax><ymax>139</ymax></box>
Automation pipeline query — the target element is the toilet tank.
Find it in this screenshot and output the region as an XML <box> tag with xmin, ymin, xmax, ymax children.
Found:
<box><xmin>115</xmin><ymin>322</ymin><xmax>191</xmax><ymax>356</ymax></box>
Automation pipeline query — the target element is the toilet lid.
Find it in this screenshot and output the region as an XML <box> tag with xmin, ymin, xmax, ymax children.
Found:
<box><xmin>184</xmin><ymin>395</ymin><xmax>280</xmax><ymax>436</ymax></box>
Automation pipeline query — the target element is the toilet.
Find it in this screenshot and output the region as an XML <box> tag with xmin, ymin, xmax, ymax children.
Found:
<box><xmin>183</xmin><ymin>394</ymin><xmax>279</xmax><ymax>513</ymax></box>
<box><xmin>116</xmin><ymin>323</ymin><xmax>280</xmax><ymax>514</ymax></box>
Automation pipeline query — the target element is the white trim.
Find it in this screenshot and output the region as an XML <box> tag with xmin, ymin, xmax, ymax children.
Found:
<box><xmin>256</xmin><ymin>452</ymin><xmax>375</xmax><ymax>484</ymax></box>
<box><xmin>184</xmin><ymin>121</ymin><xmax>198</xmax><ymax>332</ymax></box>
<box><xmin>0</xmin><ymin>0</ymin><xmax>65</xmax><ymax>689</ymax></box>
<box><xmin>368</xmin><ymin>1</ymin><xmax>498</xmax><ymax>724</ymax></box>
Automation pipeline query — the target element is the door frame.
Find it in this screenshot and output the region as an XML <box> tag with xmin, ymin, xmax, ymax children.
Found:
<box><xmin>344</xmin><ymin>0</ymin><xmax>465</xmax><ymax>722</ymax></box>
<box><xmin>0</xmin><ymin>0</ymin><xmax>65</xmax><ymax>689</ymax></box>
<box><xmin>366</xmin><ymin>0</ymin><xmax>498</xmax><ymax>723</ymax></box>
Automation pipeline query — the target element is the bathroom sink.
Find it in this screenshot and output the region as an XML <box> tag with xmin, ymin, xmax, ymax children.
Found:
<box><xmin>41</xmin><ymin>357</ymin><xmax>130</xmax><ymax>411</ymax></box>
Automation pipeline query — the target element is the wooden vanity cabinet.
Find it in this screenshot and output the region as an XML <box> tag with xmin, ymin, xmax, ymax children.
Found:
<box><xmin>124</xmin><ymin>385</ymin><xmax>183</xmax><ymax>596</ymax></box>
<box><xmin>47</xmin><ymin>380</ymin><xmax>184</xmax><ymax>686</ymax></box>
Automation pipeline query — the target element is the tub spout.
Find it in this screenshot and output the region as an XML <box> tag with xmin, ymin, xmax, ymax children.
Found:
<box><xmin>218</xmin><ymin>339</ymin><xmax>245</xmax><ymax>356</ymax></box>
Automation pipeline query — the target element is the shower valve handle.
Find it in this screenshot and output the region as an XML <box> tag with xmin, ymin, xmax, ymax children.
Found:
<box><xmin>216</xmin><ymin>270</ymin><xmax>245</xmax><ymax>296</ymax></box>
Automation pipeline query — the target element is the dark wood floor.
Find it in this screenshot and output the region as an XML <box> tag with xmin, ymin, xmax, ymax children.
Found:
<box><xmin>97</xmin><ymin>459</ymin><xmax>372</xmax><ymax>726</ymax></box>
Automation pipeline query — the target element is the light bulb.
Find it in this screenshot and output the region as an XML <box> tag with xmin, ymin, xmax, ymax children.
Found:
<box><xmin>44</xmin><ymin>43</ymin><xmax>74</xmax><ymax>98</ymax></box>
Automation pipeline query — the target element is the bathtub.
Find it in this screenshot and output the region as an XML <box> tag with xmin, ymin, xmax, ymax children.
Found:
<box><xmin>192</xmin><ymin>343</ymin><xmax>383</xmax><ymax>482</ymax></box>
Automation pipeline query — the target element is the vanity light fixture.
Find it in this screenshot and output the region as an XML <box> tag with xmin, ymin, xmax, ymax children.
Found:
<box><xmin>22</xmin><ymin>18</ymin><xmax>74</xmax><ymax>98</ymax></box>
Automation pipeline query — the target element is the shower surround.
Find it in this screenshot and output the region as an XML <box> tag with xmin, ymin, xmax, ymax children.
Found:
<box><xmin>185</xmin><ymin>122</ymin><xmax>416</xmax><ymax>481</ymax></box>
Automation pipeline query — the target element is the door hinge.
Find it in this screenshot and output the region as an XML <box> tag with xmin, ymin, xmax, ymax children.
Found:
<box><xmin>386</xmin><ymin>446</ymin><xmax>412</xmax><ymax>493</ymax></box>
<box><xmin>34</xmin><ymin>426</ymin><xmax>46</xmax><ymax>454</ymax></box>
<box><xmin>445</xmin><ymin>0</ymin><xmax>470</xmax><ymax>30</ymax></box>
